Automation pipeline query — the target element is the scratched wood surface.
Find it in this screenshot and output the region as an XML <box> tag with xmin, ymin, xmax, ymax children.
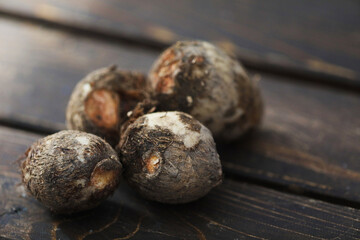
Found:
<box><xmin>0</xmin><ymin>0</ymin><xmax>359</xmax><ymax>86</ymax></box>
<box><xmin>0</xmin><ymin>18</ymin><xmax>359</xmax><ymax>205</ymax></box>
<box><xmin>1</xmin><ymin>126</ymin><xmax>360</xmax><ymax>240</ymax></box>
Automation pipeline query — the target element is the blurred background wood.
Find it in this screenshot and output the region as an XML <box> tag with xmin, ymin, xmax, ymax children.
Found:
<box><xmin>0</xmin><ymin>0</ymin><xmax>359</xmax><ymax>89</ymax></box>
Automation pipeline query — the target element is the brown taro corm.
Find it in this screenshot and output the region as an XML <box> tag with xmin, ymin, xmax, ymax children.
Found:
<box><xmin>117</xmin><ymin>111</ymin><xmax>223</xmax><ymax>204</ymax></box>
<box><xmin>21</xmin><ymin>130</ymin><xmax>122</xmax><ymax>214</ymax></box>
<box><xmin>66</xmin><ymin>65</ymin><xmax>146</xmax><ymax>146</ymax></box>
<box><xmin>148</xmin><ymin>40</ymin><xmax>263</xmax><ymax>141</ymax></box>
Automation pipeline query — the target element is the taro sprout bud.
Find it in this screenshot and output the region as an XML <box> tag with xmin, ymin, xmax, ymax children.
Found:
<box><xmin>21</xmin><ymin>130</ymin><xmax>122</xmax><ymax>214</ymax></box>
<box><xmin>148</xmin><ymin>40</ymin><xmax>263</xmax><ymax>141</ymax></box>
<box><xmin>117</xmin><ymin>111</ymin><xmax>222</xmax><ymax>204</ymax></box>
<box><xmin>66</xmin><ymin>65</ymin><xmax>146</xmax><ymax>146</ymax></box>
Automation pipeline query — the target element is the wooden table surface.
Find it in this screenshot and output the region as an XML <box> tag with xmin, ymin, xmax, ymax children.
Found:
<box><xmin>0</xmin><ymin>1</ymin><xmax>359</xmax><ymax>239</ymax></box>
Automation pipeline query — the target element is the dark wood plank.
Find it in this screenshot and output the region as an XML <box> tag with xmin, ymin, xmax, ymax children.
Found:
<box><xmin>0</xmin><ymin>0</ymin><xmax>359</xmax><ymax>86</ymax></box>
<box><xmin>0</xmin><ymin>18</ymin><xmax>359</xmax><ymax>203</ymax></box>
<box><xmin>221</xmin><ymin>74</ymin><xmax>360</xmax><ymax>203</ymax></box>
<box><xmin>1</xmin><ymin>126</ymin><xmax>360</xmax><ymax>240</ymax></box>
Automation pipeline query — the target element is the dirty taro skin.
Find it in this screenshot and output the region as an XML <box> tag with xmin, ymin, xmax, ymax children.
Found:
<box><xmin>117</xmin><ymin>111</ymin><xmax>223</xmax><ymax>204</ymax></box>
<box><xmin>66</xmin><ymin>65</ymin><xmax>146</xmax><ymax>146</ymax></box>
<box><xmin>21</xmin><ymin>130</ymin><xmax>122</xmax><ymax>214</ymax></box>
<box><xmin>148</xmin><ymin>41</ymin><xmax>263</xmax><ymax>141</ymax></box>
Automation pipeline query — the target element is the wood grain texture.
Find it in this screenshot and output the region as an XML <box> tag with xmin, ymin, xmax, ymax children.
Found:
<box><xmin>0</xmin><ymin>19</ymin><xmax>359</xmax><ymax>203</ymax></box>
<box><xmin>1</xmin><ymin>126</ymin><xmax>360</xmax><ymax>240</ymax></box>
<box><xmin>0</xmin><ymin>0</ymin><xmax>359</xmax><ymax>86</ymax></box>
<box><xmin>221</xmin><ymin>74</ymin><xmax>360</xmax><ymax>203</ymax></box>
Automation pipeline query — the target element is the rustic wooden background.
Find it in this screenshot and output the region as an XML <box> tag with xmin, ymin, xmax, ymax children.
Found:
<box><xmin>0</xmin><ymin>1</ymin><xmax>359</xmax><ymax>239</ymax></box>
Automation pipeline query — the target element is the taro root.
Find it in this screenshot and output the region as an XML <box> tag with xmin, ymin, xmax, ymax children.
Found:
<box><xmin>117</xmin><ymin>111</ymin><xmax>222</xmax><ymax>204</ymax></box>
<box><xmin>21</xmin><ymin>130</ymin><xmax>122</xmax><ymax>214</ymax></box>
<box><xmin>66</xmin><ymin>65</ymin><xmax>146</xmax><ymax>146</ymax></box>
<box><xmin>148</xmin><ymin>40</ymin><xmax>263</xmax><ymax>141</ymax></box>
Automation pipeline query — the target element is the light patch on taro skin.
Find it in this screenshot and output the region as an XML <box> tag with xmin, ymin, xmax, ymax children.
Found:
<box><xmin>77</xmin><ymin>154</ymin><xmax>85</xmax><ymax>163</ymax></box>
<box><xmin>200</xmin><ymin>126</ymin><xmax>215</xmax><ymax>146</ymax></box>
<box><xmin>76</xmin><ymin>136</ymin><xmax>90</xmax><ymax>145</ymax></box>
<box><xmin>23</xmin><ymin>171</ymin><xmax>31</xmax><ymax>182</ymax></box>
<box><xmin>144</xmin><ymin>112</ymin><xmax>201</xmax><ymax>148</ymax></box>
<box><xmin>201</xmin><ymin>41</ymin><xmax>247</xmax><ymax>77</ymax></box>
<box><xmin>44</xmin><ymin>138</ymin><xmax>54</xmax><ymax>148</ymax></box>
<box><xmin>82</xmin><ymin>83</ymin><xmax>92</xmax><ymax>97</ymax></box>
<box><xmin>75</xmin><ymin>136</ymin><xmax>90</xmax><ymax>163</ymax></box>
<box><xmin>75</xmin><ymin>178</ymin><xmax>87</xmax><ymax>187</ymax></box>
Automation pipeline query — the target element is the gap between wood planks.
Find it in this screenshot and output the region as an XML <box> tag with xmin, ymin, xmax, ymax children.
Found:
<box><xmin>225</xmin><ymin>171</ymin><xmax>360</xmax><ymax>210</ymax></box>
<box><xmin>0</xmin><ymin>9</ymin><xmax>359</xmax><ymax>93</ymax></box>
<box><xmin>1</xmin><ymin>117</ymin><xmax>359</xmax><ymax>211</ymax></box>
